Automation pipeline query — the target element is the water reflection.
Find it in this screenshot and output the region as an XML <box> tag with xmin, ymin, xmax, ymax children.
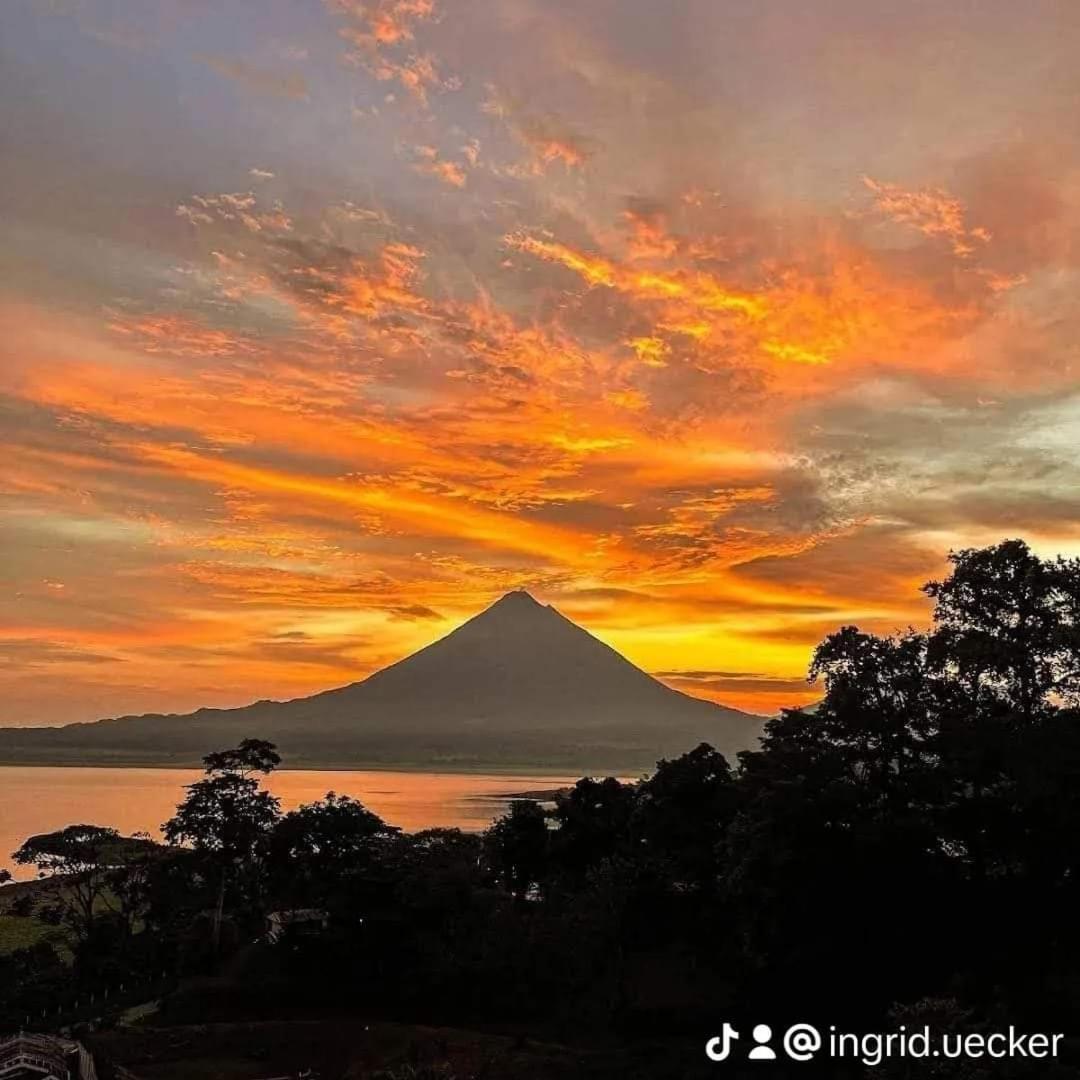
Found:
<box><xmin>0</xmin><ymin>766</ymin><xmax>579</xmax><ymax>881</ymax></box>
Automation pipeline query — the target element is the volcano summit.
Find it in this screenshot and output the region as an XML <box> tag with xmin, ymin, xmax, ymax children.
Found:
<box><xmin>0</xmin><ymin>592</ymin><xmax>764</xmax><ymax>772</ymax></box>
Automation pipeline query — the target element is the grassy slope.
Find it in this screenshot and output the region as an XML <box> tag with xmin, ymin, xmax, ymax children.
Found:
<box><xmin>0</xmin><ymin>876</ymin><xmax>92</xmax><ymax>957</ymax></box>
<box><xmin>0</xmin><ymin>912</ymin><xmax>59</xmax><ymax>953</ymax></box>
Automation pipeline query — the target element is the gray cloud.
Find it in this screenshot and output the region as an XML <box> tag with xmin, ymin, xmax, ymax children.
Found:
<box><xmin>203</xmin><ymin>56</ymin><xmax>310</xmax><ymax>101</ymax></box>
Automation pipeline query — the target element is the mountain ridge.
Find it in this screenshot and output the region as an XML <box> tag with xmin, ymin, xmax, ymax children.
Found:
<box><xmin>0</xmin><ymin>591</ymin><xmax>765</xmax><ymax>772</ymax></box>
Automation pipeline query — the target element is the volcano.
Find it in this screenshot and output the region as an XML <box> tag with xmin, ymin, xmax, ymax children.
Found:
<box><xmin>0</xmin><ymin>592</ymin><xmax>764</xmax><ymax>772</ymax></box>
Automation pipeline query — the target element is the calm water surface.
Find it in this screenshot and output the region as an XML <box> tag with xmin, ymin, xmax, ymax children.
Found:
<box><xmin>0</xmin><ymin>767</ymin><xmax>576</xmax><ymax>881</ymax></box>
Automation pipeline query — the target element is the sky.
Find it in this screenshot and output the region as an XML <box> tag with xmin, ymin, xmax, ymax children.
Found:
<box><xmin>3</xmin><ymin>0</ymin><xmax>1080</xmax><ymax>725</ymax></box>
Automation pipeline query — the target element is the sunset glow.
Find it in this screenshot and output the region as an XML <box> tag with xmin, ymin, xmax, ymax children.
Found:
<box><xmin>3</xmin><ymin>1</ymin><xmax>1080</xmax><ymax>723</ymax></box>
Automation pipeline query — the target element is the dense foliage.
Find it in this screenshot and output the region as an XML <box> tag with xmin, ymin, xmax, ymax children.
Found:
<box><xmin>3</xmin><ymin>539</ymin><xmax>1080</xmax><ymax>1072</ymax></box>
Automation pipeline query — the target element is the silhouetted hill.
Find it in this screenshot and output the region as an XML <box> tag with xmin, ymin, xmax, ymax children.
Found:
<box><xmin>0</xmin><ymin>592</ymin><xmax>764</xmax><ymax>771</ymax></box>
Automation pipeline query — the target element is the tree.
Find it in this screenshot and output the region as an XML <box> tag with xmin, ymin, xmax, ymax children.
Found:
<box><xmin>806</xmin><ymin>625</ymin><xmax>939</xmax><ymax>812</ymax></box>
<box><xmin>925</xmin><ymin>538</ymin><xmax>1080</xmax><ymax>719</ymax></box>
<box><xmin>269</xmin><ymin>792</ymin><xmax>399</xmax><ymax>906</ymax></box>
<box><xmin>202</xmin><ymin>739</ymin><xmax>283</xmax><ymax>779</ymax></box>
<box><xmin>12</xmin><ymin>824</ymin><xmax>124</xmax><ymax>939</ymax></box>
<box><xmin>923</xmin><ymin>542</ymin><xmax>1080</xmax><ymax>893</ymax></box>
<box><xmin>724</xmin><ymin>627</ymin><xmax>951</xmax><ymax>1013</ymax></box>
<box><xmin>635</xmin><ymin>742</ymin><xmax>734</xmax><ymax>892</ymax></box>
<box><xmin>163</xmin><ymin>739</ymin><xmax>282</xmax><ymax>950</ymax></box>
<box><xmin>395</xmin><ymin>828</ymin><xmax>487</xmax><ymax>913</ymax></box>
<box><xmin>723</xmin><ymin>540</ymin><xmax>1080</xmax><ymax>1018</ymax></box>
<box><xmin>549</xmin><ymin>777</ymin><xmax>636</xmax><ymax>880</ymax></box>
<box><xmin>105</xmin><ymin>831</ymin><xmax>189</xmax><ymax>936</ymax></box>
<box><xmin>484</xmin><ymin>801</ymin><xmax>549</xmax><ymax>902</ymax></box>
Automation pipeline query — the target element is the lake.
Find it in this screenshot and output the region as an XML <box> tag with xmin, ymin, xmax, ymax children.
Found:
<box><xmin>0</xmin><ymin>766</ymin><xmax>577</xmax><ymax>881</ymax></box>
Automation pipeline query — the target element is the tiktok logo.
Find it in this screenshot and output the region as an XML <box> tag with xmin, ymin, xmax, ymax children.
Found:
<box><xmin>706</xmin><ymin>1024</ymin><xmax>740</xmax><ymax>1061</ymax></box>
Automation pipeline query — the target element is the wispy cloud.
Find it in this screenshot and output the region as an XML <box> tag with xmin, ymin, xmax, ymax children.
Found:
<box><xmin>203</xmin><ymin>56</ymin><xmax>310</xmax><ymax>101</ymax></box>
<box><xmin>861</xmin><ymin>176</ymin><xmax>991</xmax><ymax>257</ymax></box>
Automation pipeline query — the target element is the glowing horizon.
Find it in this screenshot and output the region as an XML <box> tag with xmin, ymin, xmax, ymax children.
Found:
<box><xmin>3</xmin><ymin>1</ymin><xmax>1080</xmax><ymax>724</ymax></box>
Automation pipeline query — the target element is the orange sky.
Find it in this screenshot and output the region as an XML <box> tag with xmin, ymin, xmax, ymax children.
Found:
<box><xmin>3</xmin><ymin>0</ymin><xmax>1080</xmax><ymax>723</ymax></box>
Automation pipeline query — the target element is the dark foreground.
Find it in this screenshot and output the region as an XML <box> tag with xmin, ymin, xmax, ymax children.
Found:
<box><xmin>87</xmin><ymin>1018</ymin><xmax>721</xmax><ymax>1080</ymax></box>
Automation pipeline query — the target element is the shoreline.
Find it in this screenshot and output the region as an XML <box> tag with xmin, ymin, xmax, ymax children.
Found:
<box><xmin>0</xmin><ymin>759</ymin><xmax>635</xmax><ymax>777</ymax></box>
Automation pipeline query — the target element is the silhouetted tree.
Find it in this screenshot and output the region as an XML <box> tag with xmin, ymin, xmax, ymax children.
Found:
<box><xmin>13</xmin><ymin>824</ymin><xmax>124</xmax><ymax>940</ymax></box>
<box><xmin>163</xmin><ymin>738</ymin><xmax>282</xmax><ymax>950</ymax></box>
<box><xmin>269</xmin><ymin>792</ymin><xmax>399</xmax><ymax>906</ymax></box>
<box><xmin>103</xmin><ymin>831</ymin><xmax>190</xmax><ymax>937</ymax></box>
<box><xmin>724</xmin><ymin>540</ymin><xmax>1080</xmax><ymax>1018</ymax></box>
<box><xmin>925</xmin><ymin>539</ymin><xmax>1080</xmax><ymax>719</ymax></box>
<box><xmin>726</xmin><ymin>626</ymin><xmax>952</xmax><ymax>1012</ymax></box>
<box><xmin>634</xmin><ymin>742</ymin><xmax>734</xmax><ymax>892</ymax></box>
<box><xmin>484</xmin><ymin>800</ymin><xmax>548</xmax><ymax>902</ymax></box>
<box><xmin>550</xmin><ymin>777</ymin><xmax>635</xmax><ymax>880</ymax></box>
<box><xmin>202</xmin><ymin>738</ymin><xmax>283</xmax><ymax>779</ymax></box>
<box><xmin>926</xmin><ymin>541</ymin><xmax>1080</xmax><ymax>895</ymax></box>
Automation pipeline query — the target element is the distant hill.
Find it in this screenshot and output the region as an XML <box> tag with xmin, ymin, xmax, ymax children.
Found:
<box><xmin>0</xmin><ymin>592</ymin><xmax>764</xmax><ymax>772</ymax></box>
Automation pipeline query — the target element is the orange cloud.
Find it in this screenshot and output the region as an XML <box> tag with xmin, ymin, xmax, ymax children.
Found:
<box><xmin>122</xmin><ymin>440</ymin><xmax>599</xmax><ymax>567</ymax></box>
<box><xmin>862</xmin><ymin>175</ymin><xmax>991</xmax><ymax>257</ymax></box>
<box><xmin>482</xmin><ymin>92</ymin><xmax>592</xmax><ymax>175</ymax></box>
<box><xmin>507</xmin><ymin>233</ymin><xmax>766</xmax><ymax>317</ymax></box>
<box><xmin>507</xmin><ymin>225</ymin><xmax>987</xmax><ymax>383</ymax></box>
<box><xmin>330</xmin><ymin>0</ymin><xmax>450</xmax><ymax>105</ymax></box>
<box><xmin>622</xmin><ymin>203</ymin><xmax>679</xmax><ymax>261</ymax></box>
<box><xmin>330</xmin><ymin>0</ymin><xmax>435</xmax><ymax>49</ymax></box>
<box><xmin>177</xmin><ymin>190</ymin><xmax>292</xmax><ymax>233</ymax></box>
<box><xmin>412</xmin><ymin>145</ymin><xmax>468</xmax><ymax>187</ymax></box>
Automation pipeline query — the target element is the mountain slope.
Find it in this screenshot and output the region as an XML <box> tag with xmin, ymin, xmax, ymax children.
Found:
<box><xmin>0</xmin><ymin>592</ymin><xmax>764</xmax><ymax>771</ymax></box>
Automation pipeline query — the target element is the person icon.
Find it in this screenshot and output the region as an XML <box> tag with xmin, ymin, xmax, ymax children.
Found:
<box><xmin>749</xmin><ymin>1024</ymin><xmax>777</xmax><ymax>1061</ymax></box>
